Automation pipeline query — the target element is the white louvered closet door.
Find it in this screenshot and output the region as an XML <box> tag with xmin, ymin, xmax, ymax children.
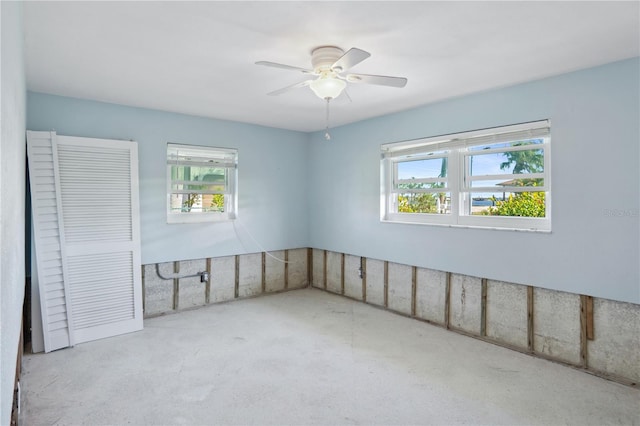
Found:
<box><xmin>56</xmin><ymin>135</ymin><xmax>143</xmax><ymax>344</ymax></box>
<box><xmin>27</xmin><ymin>131</ymin><xmax>143</xmax><ymax>351</ymax></box>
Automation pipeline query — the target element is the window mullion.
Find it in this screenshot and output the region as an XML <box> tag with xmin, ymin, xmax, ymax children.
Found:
<box><xmin>447</xmin><ymin>149</ymin><xmax>460</xmax><ymax>222</ymax></box>
<box><xmin>544</xmin><ymin>135</ymin><xmax>552</xmax><ymax>217</ymax></box>
<box><xmin>391</xmin><ymin>160</ymin><xmax>398</xmax><ymax>215</ymax></box>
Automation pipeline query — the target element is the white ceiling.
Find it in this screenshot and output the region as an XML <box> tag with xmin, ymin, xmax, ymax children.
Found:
<box><xmin>24</xmin><ymin>1</ymin><xmax>639</xmax><ymax>133</ymax></box>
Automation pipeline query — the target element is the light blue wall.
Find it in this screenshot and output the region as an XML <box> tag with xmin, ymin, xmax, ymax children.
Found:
<box><xmin>308</xmin><ymin>58</ymin><xmax>640</xmax><ymax>304</ymax></box>
<box><xmin>27</xmin><ymin>93</ymin><xmax>309</xmax><ymax>264</ymax></box>
<box><xmin>27</xmin><ymin>58</ymin><xmax>639</xmax><ymax>304</ymax></box>
<box><xmin>1</xmin><ymin>1</ymin><xmax>27</xmax><ymax>424</ymax></box>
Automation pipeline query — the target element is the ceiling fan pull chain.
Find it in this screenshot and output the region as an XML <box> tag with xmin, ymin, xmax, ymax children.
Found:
<box><xmin>325</xmin><ymin>98</ymin><xmax>331</xmax><ymax>141</ymax></box>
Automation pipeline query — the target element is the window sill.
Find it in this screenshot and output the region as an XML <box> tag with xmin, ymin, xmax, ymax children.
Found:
<box><xmin>167</xmin><ymin>212</ymin><xmax>236</xmax><ymax>224</ymax></box>
<box><xmin>380</xmin><ymin>217</ymin><xmax>551</xmax><ymax>233</ymax></box>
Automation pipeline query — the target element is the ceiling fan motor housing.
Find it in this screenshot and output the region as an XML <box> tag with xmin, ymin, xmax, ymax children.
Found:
<box><xmin>311</xmin><ymin>46</ymin><xmax>345</xmax><ymax>72</ymax></box>
<box><xmin>257</xmin><ymin>45</ymin><xmax>407</xmax><ymax>98</ymax></box>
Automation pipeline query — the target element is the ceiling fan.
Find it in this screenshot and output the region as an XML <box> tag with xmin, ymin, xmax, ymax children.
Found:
<box><xmin>256</xmin><ymin>46</ymin><xmax>408</xmax><ymax>100</ymax></box>
<box><xmin>256</xmin><ymin>46</ymin><xmax>407</xmax><ymax>139</ymax></box>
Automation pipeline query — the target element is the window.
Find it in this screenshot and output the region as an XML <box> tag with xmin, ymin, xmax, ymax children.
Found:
<box><xmin>381</xmin><ymin>120</ymin><xmax>550</xmax><ymax>231</ymax></box>
<box><xmin>167</xmin><ymin>143</ymin><xmax>237</xmax><ymax>223</ymax></box>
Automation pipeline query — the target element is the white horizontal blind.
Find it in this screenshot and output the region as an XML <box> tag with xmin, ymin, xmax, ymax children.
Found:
<box><xmin>167</xmin><ymin>143</ymin><xmax>237</xmax><ymax>168</ymax></box>
<box><xmin>382</xmin><ymin>120</ymin><xmax>550</xmax><ymax>159</ymax></box>
<box><xmin>26</xmin><ymin>131</ymin><xmax>74</xmax><ymax>352</ymax></box>
<box><xmin>56</xmin><ymin>136</ymin><xmax>143</xmax><ymax>344</ymax></box>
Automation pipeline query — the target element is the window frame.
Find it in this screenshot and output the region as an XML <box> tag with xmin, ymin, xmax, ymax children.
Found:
<box><xmin>166</xmin><ymin>143</ymin><xmax>238</xmax><ymax>224</ymax></box>
<box><xmin>381</xmin><ymin>120</ymin><xmax>551</xmax><ymax>232</ymax></box>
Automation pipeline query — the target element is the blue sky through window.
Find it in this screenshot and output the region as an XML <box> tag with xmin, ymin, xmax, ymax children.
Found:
<box><xmin>397</xmin><ymin>139</ymin><xmax>545</xmax><ymax>202</ymax></box>
<box><xmin>398</xmin><ymin>139</ymin><xmax>544</xmax><ymax>179</ymax></box>
<box><xmin>397</xmin><ymin>157</ymin><xmax>445</xmax><ymax>179</ymax></box>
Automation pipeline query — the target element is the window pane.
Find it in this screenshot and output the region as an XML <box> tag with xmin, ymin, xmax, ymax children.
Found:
<box><xmin>467</xmin><ymin>191</ymin><xmax>546</xmax><ymax>217</ymax></box>
<box><xmin>169</xmin><ymin>193</ymin><xmax>225</xmax><ymax>213</ymax></box>
<box><xmin>397</xmin><ymin>192</ymin><xmax>450</xmax><ymax>214</ymax></box>
<box><xmin>192</xmin><ymin>166</ymin><xmax>227</xmax><ymax>182</ymax></box>
<box><xmin>169</xmin><ymin>193</ymin><xmax>200</xmax><ymax>213</ymax></box>
<box><xmin>201</xmin><ymin>194</ymin><xmax>225</xmax><ymax>213</ymax></box>
<box><xmin>170</xmin><ymin>165</ymin><xmax>227</xmax><ymax>194</ymax></box>
<box><xmin>170</xmin><ymin>165</ymin><xmax>226</xmax><ymax>182</ymax></box>
<box><xmin>397</xmin><ymin>157</ymin><xmax>448</xmax><ymax>180</ymax></box>
<box><xmin>468</xmin><ymin>144</ymin><xmax>544</xmax><ymax>176</ymax></box>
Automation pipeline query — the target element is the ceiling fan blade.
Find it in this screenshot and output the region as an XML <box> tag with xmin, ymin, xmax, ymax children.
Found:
<box><xmin>346</xmin><ymin>73</ymin><xmax>408</xmax><ymax>88</ymax></box>
<box><xmin>267</xmin><ymin>80</ymin><xmax>312</xmax><ymax>96</ymax></box>
<box><xmin>343</xmin><ymin>89</ymin><xmax>352</xmax><ymax>103</ymax></box>
<box><xmin>331</xmin><ymin>48</ymin><xmax>371</xmax><ymax>72</ymax></box>
<box><xmin>256</xmin><ymin>61</ymin><xmax>314</xmax><ymax>74</ymax></box>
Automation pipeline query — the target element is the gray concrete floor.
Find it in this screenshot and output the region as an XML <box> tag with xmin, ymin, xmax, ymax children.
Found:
<box><xmin>21</xmin><ymin>288</ymin><xmax>639</xmax><ymax>425</ymax></box>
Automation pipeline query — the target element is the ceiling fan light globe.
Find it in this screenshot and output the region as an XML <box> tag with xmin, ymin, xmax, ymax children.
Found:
<box><xmin>310</xmin><ymin>77</ymin><xmax>347</xmax><ymax>100</ymax></box>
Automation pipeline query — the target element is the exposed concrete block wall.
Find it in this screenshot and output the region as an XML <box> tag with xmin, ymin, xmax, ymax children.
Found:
<box><xmin>143</xmin><ymin>247</ymin><xmax>639</xmax><ymax>386</ymax></box>
<box><xmin>344</xmin><ymin>254</ymin><xmax>363</xmax><ymax>300</ymax></box>
<box><xmin>533</xmin><ymin>288</ymin><xmax>582</xmax><ymax>365</ymax></box>
<box><xmin>287</xmin><ymin>248</ymin><xmax>309</xmax><ymax>289</ymax></box>
<box><xmin>387</xmin><ymin>262</ymin><xmax>413</xmax><ymax>316</ymax></box>
<box><xmin>485</xmin><ymin>280</ymin><xmax>528</xmax><ymax>349</ymax></box>
<box><xmin>325</xmin><ymin>251</ymin><xmax>343</xmax><ymax>294</ymax></box>
<box><xmin>238</xmin><ymin>253</ymin><xmax>262</xmax><ymax>298</ymax></box>
<box><xmin>314</xmin><ymin>249</ymin><xmax>640</xmax><ymax>386</ymax></box>
<box><xmin>179</xmin><ymin>259</ymin><xmax>207</xmax><ymax>310</ymax></box>
<box><xmin>588</xmin><ymin>299</ymin><xmax>640</xmax><ymax>384</ymax></box>
<box><xmin>211</xmin><ymin>255</ymin><xmax>236</xmax><ymax>303</ymax></box>
<box><xmin>449</xmin><ymin>274</ymin><xmax>482</xmax><ymax>334</ymax></box>
<box><xmin>265</xmin><ymin>251</ymin><xmax>285</xmax><ymax>293</ymax></box>
<box><xmin>415</xmin><ymin>268</ymin><xmax>447</xmax><ymax>325</ymax></box>
<box><xmin>142</xmin><ymin>249</ymin><xmax>309</xmax><ymax>317</ymax></box>
<box><xmin>143</xmin><ymin>262</ymin><xmax>174</xmax><ymax>316</ymax></box>
<box><xmin>365</xmin><ymin>258</ymin><xmax>385</xmax><ymax>307</ymax></box>
<box><xmin>311</xmin><ymin>249</ymin><xmax>325</xmax><ymax>290</ymax></box>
